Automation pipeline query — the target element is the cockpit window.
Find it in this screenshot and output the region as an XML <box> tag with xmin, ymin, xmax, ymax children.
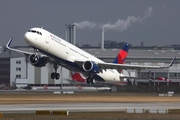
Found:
<box><xmin>37</xmin><ymin>31</ymin><xmax>42</xmax><ymax>35</ymax></box>
<box><xmin>28</xmin><ymin>30</ymin><xmax>42</xmax><ymax>35</ymax></box>
<box><xmin>31</xmin><ymin>30</ymin><xmax>36</xmax><ymax>33</ymax></box>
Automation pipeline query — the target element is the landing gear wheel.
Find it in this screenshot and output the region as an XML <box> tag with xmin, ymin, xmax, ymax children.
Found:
<box><xmin>90</xmin><ymin>79</ymin><xmax>95</xmax><ymax>84</ymax></box>
<box><xmin>51</xmin><ymin>62</ymin><xmax>60</xmax><ymax>80</ymax></box>
<box><xmin>51</xmin><ymin>73</ymin><xmax>60</xmax><ymax>80</ymax></box>
<box><xmin>86</xmin><ymin>77</ymin><xmax>95</xmax><ymax>84</ymax></box>
<box><xmin>55</xmin><ymin>73</ymin><xmax>60</xmax><ymax>80</ymax></box>
<box><xmin>51</xmin><ymin>73</ymin><xmax>55</xmax><ymax>79</ymax></box>
<box><xmin>87</xmin><ymin>78</ymin><xmax>91</xmax><ymax>84</ymax></box>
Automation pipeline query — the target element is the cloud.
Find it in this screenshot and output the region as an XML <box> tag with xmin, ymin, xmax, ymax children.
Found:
<box><xmin>102</xmin><ymin>7</ymin><xmax>153</xmax><ymax>32</ymax></box>
<box><xmin>143</xmin><ymin>7</ymin><xmax>153</xmax><ymax>19</ymax></box>
<box><xmin>74</xmin><ymin>21</ymin><xmax>97</xmax><ymax>29</ymax></box>
<box><xmin>74</xmin><ymin>7</ymin><xmax>153</xmax><ymax>32</ymax></box>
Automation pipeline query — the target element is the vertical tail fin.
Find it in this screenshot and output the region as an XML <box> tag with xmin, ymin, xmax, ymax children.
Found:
<box><xmin>113</xmin><ymin>43</ymin><xmax>130</xmax><ymax>64</ymax></box>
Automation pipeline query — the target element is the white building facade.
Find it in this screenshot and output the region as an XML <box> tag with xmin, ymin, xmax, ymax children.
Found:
<box><xmin>10</xmin><ymin>56</ymin><xmax>70</xmax><ymax>86</ymax></box>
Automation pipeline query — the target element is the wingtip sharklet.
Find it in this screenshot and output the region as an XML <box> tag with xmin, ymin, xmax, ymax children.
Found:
<box><xmin>6</xmin><ymin>37</ymin><xmax>13</xmax><ymax>48</ymax></box>
<box><xmin>5</xmin><ymin>37</ymin><xmax>34</xmax><ymax>55</ymax></box>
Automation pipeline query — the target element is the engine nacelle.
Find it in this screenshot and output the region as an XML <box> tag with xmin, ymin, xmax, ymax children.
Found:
<box><xmin>29</xmin><ymin>54</ymin><xmax>48</xmax><ymax>67</ymax></box>
<box><xmin>82</xmin><ymin>61</ymin><xmax>100</xmax><ymax>73</ymax></box>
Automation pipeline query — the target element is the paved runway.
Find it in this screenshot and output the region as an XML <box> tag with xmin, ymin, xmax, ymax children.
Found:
<box><xmin>0</xmin><ymin>102</ymin><xmax>180</xmax><ymax>113</ymax></box>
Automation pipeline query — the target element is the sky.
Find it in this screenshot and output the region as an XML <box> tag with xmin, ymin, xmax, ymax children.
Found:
<box><xmin>0</xmin><ymin>0</ymin><xmax>180</xmax><ymax>47</ymax></box>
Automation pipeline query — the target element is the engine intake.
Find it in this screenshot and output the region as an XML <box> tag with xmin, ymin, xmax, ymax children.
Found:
<box><xmin>29</xmin><ymin>54</ymin><xmax>48</xmax><ymax>67</ymax></box>
<box><xmin>82</xmin><ymin>61</ymin><xmax>100</xmax><ymax>73</ymax></box>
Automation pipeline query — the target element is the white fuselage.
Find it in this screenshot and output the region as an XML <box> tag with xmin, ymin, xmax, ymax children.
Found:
<box><xmin>24</xmin><ymin>27</ymin><xmax>124</xmax><ymax>82</ymax></box>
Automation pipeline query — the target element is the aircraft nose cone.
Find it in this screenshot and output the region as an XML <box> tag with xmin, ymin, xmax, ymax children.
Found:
<box><xmin>24</xmin><ymin>31</ymin><xmax>39</xmax><ymax>46</ymax></box>
<box><xmin>24</xmin><ymin>32</ymin><xmax>31</xmax><ymax>43</ymax></box>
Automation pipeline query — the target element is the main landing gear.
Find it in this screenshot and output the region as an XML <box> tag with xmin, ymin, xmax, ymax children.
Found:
<box><xmin>51</xmin><ymin>62</ymin><xmax>60</xmax><ymax>80</ymax></box>
<box><xmin>51</xmin><ymin>72</ymin><xmax>60</xmax><ymax>80</ymax></box>
<box><xmin>86</xmin><ymin>76</ymin><xmax>95</xmax><ymax>84</ymax></box>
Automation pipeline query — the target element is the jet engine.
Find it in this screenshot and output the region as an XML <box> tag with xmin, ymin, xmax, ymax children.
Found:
<box><xmin>29</xmin><ymin>54</ymin><xmax>48</xmax><ymax>67</ymax></box>
<box><xmin>82</xmin><ymin>61</ymin><xmax>100</xmax><ymax>73</ymax></box>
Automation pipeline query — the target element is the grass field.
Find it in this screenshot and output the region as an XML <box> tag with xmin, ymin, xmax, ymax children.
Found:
<box><xmin>0</xmin><ymin>92</ymin><xmax>180</xmax><ymax>120</ymax></box>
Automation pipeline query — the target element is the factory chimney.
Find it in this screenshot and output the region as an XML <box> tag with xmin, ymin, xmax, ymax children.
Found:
<box><xmin>101</xmin><ymin>27</ymin><xmax>104</xmax><ymax>49</ymax></box>
<box><xmin>72</xmin><ymin>25</ymin><xmax>76</xmax><ymax>45</ymax></box>
<box><xmin>69</xmin><ymin>25</ymin><xmax>72</xmax><ymax>44</ymax></box>
<box><xmin>65</xmin><ymin>25</ymin><xmax>68</xmax><ymax>41</ymax></box>
<box><xmin>65</xmin><ymin>24</ymin><xmax>76</xmax><ymax>45</ymax></box>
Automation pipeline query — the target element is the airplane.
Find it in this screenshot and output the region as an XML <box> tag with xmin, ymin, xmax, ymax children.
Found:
<box><xmin>6</xmin><ymin>27</ymin><xmax>175</xmax><ymax>84</ymax></box>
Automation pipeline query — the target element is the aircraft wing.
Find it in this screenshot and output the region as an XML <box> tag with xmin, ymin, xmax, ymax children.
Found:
<box><xmin>98</xmin><ymin>60</ymin><xmax>174</xmax><ymax>71</ymax></box>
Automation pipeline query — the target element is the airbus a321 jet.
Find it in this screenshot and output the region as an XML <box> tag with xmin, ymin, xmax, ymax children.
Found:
<box><xmin>6</xmin><ymin>27</ymin><xmax>175</xmax><ymax>84</ymax></box>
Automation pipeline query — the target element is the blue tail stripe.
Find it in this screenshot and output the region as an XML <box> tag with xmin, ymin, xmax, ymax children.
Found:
<box><xmin>113</xmin><ymin>57</ymin><xmax>118</xmax><ymax>63</ymax></box>
<box><xmin>122</xmin><ymin>43</ymin><xmax>129</xmax><ymax>52</ymax></box>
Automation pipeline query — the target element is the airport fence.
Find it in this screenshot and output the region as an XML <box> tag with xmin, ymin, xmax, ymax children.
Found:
<box><xmin>117</xmin><ymin>83</ymin><xmax>180</xmax><ymax>93</ymax></box>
